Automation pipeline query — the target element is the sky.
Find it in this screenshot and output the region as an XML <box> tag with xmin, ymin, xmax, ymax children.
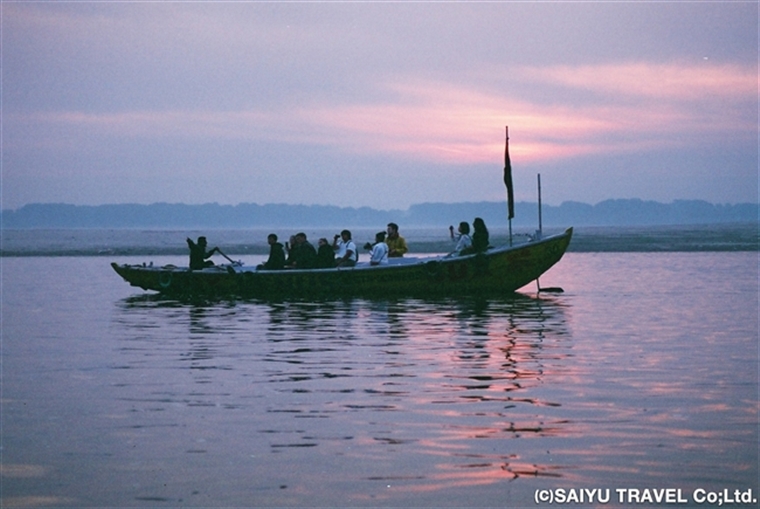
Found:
<box><xmin>2</xmin><ymin>1</ymin><xmax>758</xmax><ymax>211</ymax></box>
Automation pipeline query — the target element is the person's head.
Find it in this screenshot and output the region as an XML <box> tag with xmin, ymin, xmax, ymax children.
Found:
<box><xmin>198</xmin><ymin>236</ymin><xmax>207</xmax><ymax>247</ymax></box>
<box><xmin>267</xmin><ymin>233</ymin><xmax>278</xmax><ymax>244</ymax></box>
<box><xmin>375</xmin><ymin>231</ymin><xmax>387</xmax><ymax>243</ymax></box>
<box><xmin>473</xmin><ymin>217</ymin><xmax>487</xmax><ymax>231</ymax></box>
<box><xmin>318</xmin><ymin>238</ymin><xmax>328</xmax><ymax>247</ymax></box>
<box><xmin>458</xmin><ymin>221</ymin><xmax>470</xmax><ymax>235</ymax></box>
<box><xmin>295</xmin><ymin>232</ymin><xmax>307</xmax><ymax>244</ymax></box>
<box><xmin>387</xmin><ymin>222</ymin><xmax>399</xmax><ymax>236</ymax></box>
<box><xmin>341</xmin><ymin>229</ymin><xmax>352</xmax><ymax>240</ymax></box>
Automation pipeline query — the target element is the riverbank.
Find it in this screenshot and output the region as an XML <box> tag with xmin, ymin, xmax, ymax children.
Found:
<box><xmin>1</xmin><ymin>223</ymin><xmax>757</xmax><ymax>256</ymax></box>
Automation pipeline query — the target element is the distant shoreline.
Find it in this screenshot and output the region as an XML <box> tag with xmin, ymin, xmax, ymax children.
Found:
<box><xmin>1</xmin><ymin>224</ymin><xmax>757</xmax><ymax>256</ymax></box>
<box><xmin>2</xmin><ymin>199</ymin><xmax>757</xmax><ymax>230</ymax></box>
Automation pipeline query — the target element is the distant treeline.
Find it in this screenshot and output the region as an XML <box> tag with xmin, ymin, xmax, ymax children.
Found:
<box><xmin>1</xmin><ymin>199</ymin><xmax>757</xmax><ymax>229</ymax></box>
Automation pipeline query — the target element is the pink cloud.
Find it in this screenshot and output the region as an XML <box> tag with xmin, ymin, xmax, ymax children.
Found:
<box><xmin>295</xmin><ymin>66</ymin><xmax>755</xmax><ymax>164</ymax></box>
<box><xmin>519</xmin><ymin>62</ymin><xmax>758</xmax><ymax>101</ymax></box>
<box><xmin>10</xmin><ymin>62</ymin><xmax>755</xmax><ymax>167</ymax></box>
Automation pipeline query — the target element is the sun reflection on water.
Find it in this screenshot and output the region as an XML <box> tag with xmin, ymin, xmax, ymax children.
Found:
<box><xmin>111</xmin><ymin>294</ymin><xmax>577</xmax><ymax>498</ymax></box>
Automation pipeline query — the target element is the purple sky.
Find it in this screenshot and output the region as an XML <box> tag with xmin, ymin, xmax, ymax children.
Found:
<box><xmin>2</xmin><ymin>1</ymin><xmax>757</xmax><ymax>210</ymax></box>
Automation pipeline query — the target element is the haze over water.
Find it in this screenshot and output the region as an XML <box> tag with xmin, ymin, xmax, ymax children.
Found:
<box><xmin>1</xmin><ymin>230</ymin><xmax>757</xmax><ymax>507</ymax></box>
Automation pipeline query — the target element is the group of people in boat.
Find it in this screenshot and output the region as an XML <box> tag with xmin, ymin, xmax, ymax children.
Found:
<box><xmin>187</xmin><ymin>218</ymin><xmax>489</xmax><ymax>271</ymax></box>
<box><xmin>257</xmin><ymin>222</ymin><xmax>409</xmax><ymax>271</ymax></box>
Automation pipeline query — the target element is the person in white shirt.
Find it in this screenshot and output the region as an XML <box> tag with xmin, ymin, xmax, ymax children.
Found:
<box><xmin>449</xmin><ymin>221</ymin><xmax>473</xmax><ymax>255</ymax></box>
<box><xmin>367</xmin><ymin>231</ymin><xmax>389</xmax><ymax>266</ymax></box>
<box><xmin>334</xmin><ymin>229</ymin><xmax>358</xmax><ymax>267</ymax></box>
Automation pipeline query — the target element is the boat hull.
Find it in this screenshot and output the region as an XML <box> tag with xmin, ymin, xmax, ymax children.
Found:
<box><xmin>111</xmin><ymin>228</ymin><xmax>572</xmax><ymax>298</ymax></box>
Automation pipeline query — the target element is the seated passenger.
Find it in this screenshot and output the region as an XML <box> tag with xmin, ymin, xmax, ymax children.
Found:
<box><xmin>385</xmin><ymin>222</ymin><xmax>408</xmax><ymax>257</ymax></box>
<box><xmin>449</xmin><ymin>221</ymin><xmax>473</xmax><ymax>256</ymax></box>
<box><xmin>471</xmin><ymin>217</ymin><xmax>490</xmax><ymax>253</ymax></box>
<box><xmin>367</xmin><ymin>231</ymin><xmax>389</xmax><ymax>266</ymax></box>
<box><xmin>284</xmin><ymin>235</ymin><xmax>297</xmax><ymax>265</ymax></box>
<box><xmin>316</xmin><ymin>238</ymin><xmax>336</xmax><ymax>268</ymax></box>
<box><xmin>257</xmin><ymin>233</ymin><xmax>286</xmax><ymax>270</ymax></box>
<box><xmin>335</xmin><ymin>230</ymin><xmax>358</xmax><ymax>267</ymax></box>
<box><xmin>285</xmin><ymin>232</ymin><xmax>317</xmax><ymax>269</ymax></box>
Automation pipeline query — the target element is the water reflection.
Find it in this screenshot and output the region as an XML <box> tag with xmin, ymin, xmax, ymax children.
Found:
<box><xmin>112</xmin><ymin>294</ymin><xmax>574</xmax><ymax>497</ymax></box>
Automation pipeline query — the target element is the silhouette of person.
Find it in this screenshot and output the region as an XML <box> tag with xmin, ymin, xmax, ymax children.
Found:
<box><xmin>258</xmin><ymin>233</ymin><xmax>286</xmax><ymax>270</ymax></box>
<box><xmin>285</xmin><ymin>232</ymin><xmax>317</xmax><ymax>269</ymax></box>
<box><xmin>316</xmin><ymin>238</ymin><xmax>336</xmax><ymax>268</ymax></box>
<box><xmin>472</xmin><ymin>217</ymin><xmax>490</xmax><ymax>253</ymax></box>
<box><xmin>186</xmin><ymin>236</ymin><xmax>219</xmax><ymax>270</ymax></box>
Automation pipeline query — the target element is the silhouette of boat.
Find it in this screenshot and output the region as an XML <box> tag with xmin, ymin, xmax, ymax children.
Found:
<box><xmin>111</xmin><ymin>227</ymin><xmax>572</xmax><ymax>297</ymax></box>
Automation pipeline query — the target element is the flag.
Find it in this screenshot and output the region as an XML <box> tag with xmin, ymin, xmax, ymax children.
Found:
<box><xmin>503</xmin><ymin>126</ymin><xmax>515</xmax><ymax>220</ymax></box>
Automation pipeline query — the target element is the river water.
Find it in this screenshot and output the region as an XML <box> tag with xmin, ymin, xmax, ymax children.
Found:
<box><xmin>1</xmin><ymin>240</ymin><xmax>758</xmax><ymax>507</ymax></box>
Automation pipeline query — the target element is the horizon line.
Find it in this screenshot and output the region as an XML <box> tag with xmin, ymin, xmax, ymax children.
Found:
<box><xmin>3</xmin><ymin>197</ymin><xmax>759</xmax><ymax>213</ymax></box>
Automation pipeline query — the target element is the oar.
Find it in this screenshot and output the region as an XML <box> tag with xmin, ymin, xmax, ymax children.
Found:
<box><xmin>536</xmin><ymin>278</ymin><xmax>564</xmax><ymax>293</ymax></box>
<box><xmin>216</xmin><ymin>248</ymin><xmax>241</xmax><ymax>266</ymax></box>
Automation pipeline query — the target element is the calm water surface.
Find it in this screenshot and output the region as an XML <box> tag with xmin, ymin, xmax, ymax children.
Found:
<box><xmin>1</xmin><ymin>252</ymin><xmax>757</xmax><ymax>507</ymax></box>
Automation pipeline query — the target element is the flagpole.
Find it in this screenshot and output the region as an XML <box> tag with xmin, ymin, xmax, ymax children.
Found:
<box><xmin>537</xmin><ymin>173</ymin><xmax>543</xmax><ymax>239</ymax></box>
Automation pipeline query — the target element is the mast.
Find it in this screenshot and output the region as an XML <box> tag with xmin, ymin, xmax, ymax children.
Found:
<box><xmin>537</xmin><ymin>173</ymin><xmax>543</xmax><ymax>239</ymax></box>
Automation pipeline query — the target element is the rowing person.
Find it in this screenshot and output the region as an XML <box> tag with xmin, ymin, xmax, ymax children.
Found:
<box><xmin>186</xmin><ymin>236</ymin><xmax>220</xmax><ymax>270</ymax></box>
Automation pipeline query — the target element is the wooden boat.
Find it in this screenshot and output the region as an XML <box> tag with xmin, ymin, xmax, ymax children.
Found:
<box><xmin>111</xmin><ymin>227</ymin><xmax>572</xmax><ymax>298</ymax></box>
